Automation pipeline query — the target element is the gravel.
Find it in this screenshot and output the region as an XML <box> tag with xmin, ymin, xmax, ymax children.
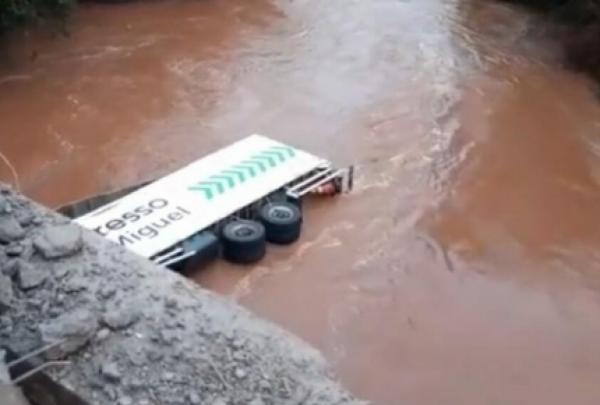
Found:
<box><xmin>100</xmin><ymin>361</ymin><xmax>122</xmax><ymax>383</ymax></box>
<box><xmin>102</xmin><ymin>300</ymin><xmax>141</xmax><ymax>330</ymax></box>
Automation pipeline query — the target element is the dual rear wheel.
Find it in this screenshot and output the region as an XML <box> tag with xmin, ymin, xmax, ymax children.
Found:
<box><xmin>222</xmin><ymin>201</ymin><xmax>302</xmax><ymax>264</ymax></box>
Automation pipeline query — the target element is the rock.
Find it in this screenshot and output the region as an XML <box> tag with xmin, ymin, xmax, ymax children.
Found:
<box><xmin>0</xmin><ymin>274</ymin><xmax>14</xmax><ymax>312</ymax></box>
<box><xmin>54</xmin><ymin>266</ymin><xmax>72</xmax><ymax>280</ymax></box>
<box><xmin>0</xmin><ymin>196</ymin><xmax>10</xmax><ymax>214</ymax></box>
<box><xmin>2</xmin><ymin>259</ymin><xmax>19</xmax><ymax>278</ymax></box>
<box><xmin>160</xmin><ymin>329</ymin><xmax>181</xmax><ymax>344</ymax></box>
<box><xmin>32</xmin><ymin>216</ymin><xmax>43</xmax><ymax>226</ymax></box>
<box><xmin>249</xmin><ymin>399</ymin><xmax>265</xmax><ymax>405</ymax></box>
<box><xmin>33</xmin><ymin>224</ymin><xmax>83</xmax><ymax>259</ymax></box>
<box><xmin>0</xmin><ymin>316</ymin><xmax>14</xmax><ymax>336</ymax></box>
<box><xmin>61</xmin><ymin>275</ymin><xmax>87</xmax><ymax>293</ymax></box>
<box><xmin>0</xmin><ymin>215</ymin><xmax>25</xmax><ymax>243</ymax></box>
<box><xmin>188</xmin><ymin>392</ymin><xmax>202</xmax><ymax>404</ymax></box>
<box><xmin>212</xmin><ymin>398</ymin><xmax>228</xmax><ymax>405</ymax></box>
<box><xmin>100</xmin><ymin>361</ymin><xmax>121</xmax><ymax>383</ymax></box>
<box><xmin>164</xmin><ymin>296</ymin><xmax>179</xmax><ymax>308</ymax></box>
<box><xmin>127</xmin><ymin>378</ymin><xmax>145</xmax><ymax>390</ymax></box>
<box><xmin>39</xmin><ymin>309</ymin><xmax>98</xmax><ymax>358</ymax></box>
<box><xmin>104</xmin><ymin>385</ymin><xmax>118</xmax><ymax>400</ymax></box>
<box><xmin>118</xmin><ymin>396</ymin><xmax>133</xmax><ymax>405</ymax></box>
<box><xmin>5</xmin><ymin>243</ymin><xmax>23</xmax><ymax>257</ymax></box>
<box><xmin>97</xmin><ymin>285</ymin><xmax>116</xmax><ymax>300</ymax></box>
<box><xmin>146</xmin><ymin>349</ymin><xmax>163</xmax><ymax>362</ymax></box>
<box><xmin>258</xmin><ymin>379</ymin><xmax>272</xmax><ymax>392</ymax></box>
<box><xmin>126</xmin><ymin>345</ymin><xmax>146</xmax><ymax>366</ymax></box>
<box><xmin>96</xmin><ymin>328</ymin><xmax>110</xmax><ymax>342</ymax></box>
<box><xmin>48</xmin><ymin>306</ymin><xmax>62</xmax><ymax>318</ymax></box>
<box><xmin>234</xmin><ymin>368</ymin><xmax>247</xmax><ymax>380</ymax></box>
<box><xmin>28</xmin><ymin>298</ymin><xmax>43</xmax><ymax>310</ymax></box>
<box><xmin>102</xmin><ymin>302</ymin><xmax>140</xmax><ymax>330</ymax></box>
<box><xmin>16</xmin><ymin>210</ymin><xmax>34</xmax><ymax>227</ymax></box>
<box><xmin>17</xmin><ymin>260</ymin><xmax>47</xmax><ymax>290</ymax></box>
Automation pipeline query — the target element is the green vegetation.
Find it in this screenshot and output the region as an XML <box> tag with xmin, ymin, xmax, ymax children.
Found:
<box><xmin>0</xmin><ymin>0</ymin><xmax>75</xmax><ymax>33</ymax></box>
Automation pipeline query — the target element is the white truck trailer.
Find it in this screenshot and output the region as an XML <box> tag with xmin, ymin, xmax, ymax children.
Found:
<box><xmin>63</xmin><ymin>135</ymin><xmax>353</xmax><ymax>270</ymax></box>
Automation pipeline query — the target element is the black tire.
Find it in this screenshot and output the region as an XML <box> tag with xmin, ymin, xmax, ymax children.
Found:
<box><xmin>259</xmin><ymin>202</ymin><xmax>302</xmax><ymax>245</ymax></box>
<box><xmin>267</xmin><ymin>191</ymin><xmax>303</xmax><ymax>210</ymax></box>
<box><xmin>222</xmin><ymin>220</ymin><xmax>266</xmax><ymax>264</ymax></box>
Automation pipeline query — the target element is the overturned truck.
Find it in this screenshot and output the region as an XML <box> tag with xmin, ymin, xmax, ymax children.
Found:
<box><xmin>61</xmin><ymin>134</ymin><xmax>353</xmax><ymax>270</ymax></box>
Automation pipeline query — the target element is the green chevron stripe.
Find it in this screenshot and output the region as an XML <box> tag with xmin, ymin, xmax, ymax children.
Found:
<box><xmin>232</xmin><ymin>164</ymin><xmax>257</xmax><ymax>178</ymax></box>
<box><xmin>241</xmin><ymin>159</ymin><xmax>267</xmax><ymax>173</ymax></box>
<box><xmin>251</xmin><ymin>153</ymin><xmax>277</xmax><ymax>168</ymax></box>
<box><xmin>190</xmin><ymin>144</ymin><xmax>299</xmax><ymax>200</ymax></box>
<box><xmin>210</xmin><ymin>175</ymin><xmax>235</xmax><ymax>189</ymax></box>
<box><xmin>188</xmin><ymin>185</ymin><xmax>215</xmax><ymax>200</ymax></box>
<box><xmin>262</xmin><ymin>149</ymin><xmax>286</xmax><ymax>163</ymax></box>
<box><xmin>195</xmin><ymin>181</ymin><xmax>225</xmax><ymax>195</ymax></box>
<box><xmin>269</xmin><ymin>145</ymin><xmax>296</xmax><ymax>158</ymax></box>
<box><xmin>221</xmin><ymin>169</ymin><xmax>246</xmax><ymax>183</ymax></box>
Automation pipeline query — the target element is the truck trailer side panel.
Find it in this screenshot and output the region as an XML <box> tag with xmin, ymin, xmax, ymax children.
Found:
<box><xmin>75</xmin><ymin>135</ymin><xmax>324</xmax><ymax>258</ymax></box>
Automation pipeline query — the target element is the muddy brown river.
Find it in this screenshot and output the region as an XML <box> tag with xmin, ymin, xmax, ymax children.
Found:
<box><xmin>2</xmin><ymin>0</ymin><xmax>600</xmax><ymax>403</ymax></box>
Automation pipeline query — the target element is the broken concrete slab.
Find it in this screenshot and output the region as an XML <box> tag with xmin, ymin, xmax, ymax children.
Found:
<box><xmin>0</xmin><ymin>215</ymin><xmax>25</xmax><ymax>243</ymax></box>
<box><xmin>0</xmin><ymin>186</ymin><xmax>365</xmax><ymax>405</ymax></box>
<box><xmin>33</xmin><ymin>224</ymin><xmax>83</xmax><ymax>259</ymax></box>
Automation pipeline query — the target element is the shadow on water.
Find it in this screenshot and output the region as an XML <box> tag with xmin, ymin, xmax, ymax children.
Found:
<box><xmin>502</xmin><ymin>0</ymin><xmax>600</xmax><ymax>84</ymax></box>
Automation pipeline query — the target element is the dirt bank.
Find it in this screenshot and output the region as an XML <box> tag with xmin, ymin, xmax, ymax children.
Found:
<box><xmin>0</xmin><ymin>183</ymin><xmax>364</xmax><ymax>405</ymax></box>
<box><xmin>506</xmin><ymin>0</ymin><xmax>600</xmax><ymax>82</ymax></box>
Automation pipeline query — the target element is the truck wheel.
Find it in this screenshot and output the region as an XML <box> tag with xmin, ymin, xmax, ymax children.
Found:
<box><xmin>222</xmin><ymin>220</ymin><xmax>266</xmax><ymax>264</ymax></box>
<box><xmin>259</xmin><ymin>202</ymin><xmax>302</xmax><ymax>245</ymax></box>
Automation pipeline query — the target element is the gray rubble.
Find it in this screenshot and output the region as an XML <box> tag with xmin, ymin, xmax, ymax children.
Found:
<box><xmin>0</xmin><ymin>186</ymin><xmax>365</xmax><ymax>405</ymax></box>
<box><xmin>0</xmin><ymin>215</ymin><xmax>25</xmax><ymax>243</ymax></box>
<box><xmin>16</xmin><ymin>260</ymin><xmax>47</xmax><ymax>290</ymax></box>
<box><xmin>0</xmin><ymin>274</ymin><xmax>14</xmax><ymax>312</ymax></box>
<box><xmin>33</xmin><ymin>223</ymin><xmax>83</xmax><ymax>259</ymax></box>
<box><xmin>39</xmin><ymin>308</ymin><xmax>99</xmax><ymax>359</ymax></box>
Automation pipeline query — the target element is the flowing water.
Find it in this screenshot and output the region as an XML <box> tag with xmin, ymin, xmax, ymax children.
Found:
<box><xmin>2</xmin><ymin>0</ymin><xmax>600</xmax><ymax>403</ymax></box>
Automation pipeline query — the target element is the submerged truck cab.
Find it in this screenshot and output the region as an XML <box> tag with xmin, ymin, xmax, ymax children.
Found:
<box><xmin>63</xmin><ymin>135</ymin><xmax>353</xmax><ymax>270</ymax></box>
